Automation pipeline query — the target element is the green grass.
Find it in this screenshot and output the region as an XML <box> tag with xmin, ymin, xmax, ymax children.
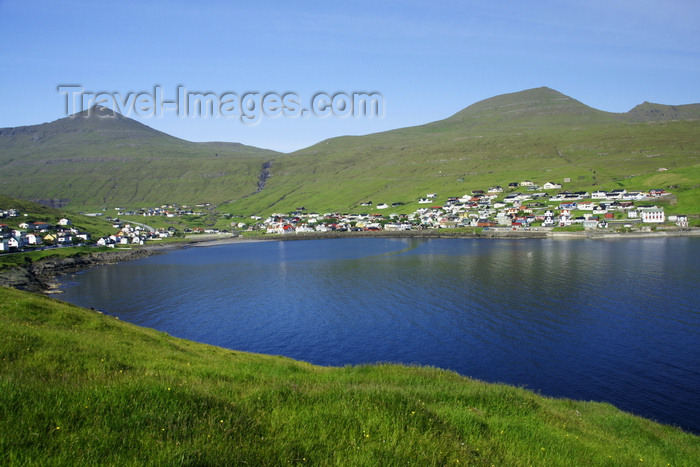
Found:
<box><xmin>552</xmin><ymin>225</ymin><xmax>585</xmax><ymax>232</ymax></box>
<box><xmin>1</xmin><ymin>286</ymin><xmax>698</xmax><ymax>465</ymax></box>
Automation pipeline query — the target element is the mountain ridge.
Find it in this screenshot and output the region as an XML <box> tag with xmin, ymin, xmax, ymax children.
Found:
<box><xmin>0</xmin><ymin>105</ymin><xmax>276</xmax><ymax>158</ymax></box>
<box><xmin>1</xmin><ymin>88</ymin><xmax>699</xmax><ymax>212</ymax></box>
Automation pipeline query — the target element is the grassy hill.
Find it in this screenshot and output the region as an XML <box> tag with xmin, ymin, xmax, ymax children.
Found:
<box><xmin>1</xmin><ymin>88</ymin><xmax>699</xmax><ymax>216</ymax></box>
<box><xmin>1</xmin><ymin>285</ymin><xmax>698</xmax><ymax>465</ymax></box>
<box><xmin>222</xmin><ymin>87</ymin><xmax>700</xmax><ymax>216</ymax></box>
<box><xmin>0</xmin><ymin>107</ymin><xmax>279</xmax><ymax>209</ymax></box>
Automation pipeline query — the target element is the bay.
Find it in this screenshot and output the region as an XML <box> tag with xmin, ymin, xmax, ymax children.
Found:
<box><xmin>59</xmin><ymin>237</ymin><xmax>700</xmax><ymax>433</ymax></box>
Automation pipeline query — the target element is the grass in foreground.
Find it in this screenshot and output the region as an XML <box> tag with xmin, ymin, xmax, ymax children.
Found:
<box><xmin>1</xmin><ymin>286</ymin><xmax>698</xmax><ymax>466</ymax></box>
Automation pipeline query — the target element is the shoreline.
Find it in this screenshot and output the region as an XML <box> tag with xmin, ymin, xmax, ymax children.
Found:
<box><xmin>190</xmin><ymin>227</ymin><xmax>700</xmax><ymax>244</ymax></box>
<box><xmin>1</xmin><ymin>228</ymin><xmax>698</xmax><ymax>293</ymax></box>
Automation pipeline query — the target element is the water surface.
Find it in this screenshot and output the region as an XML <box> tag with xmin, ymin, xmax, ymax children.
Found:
<box><xmin>60</xmin><ymin>237</ymin><xmax>700</xmax><ymax>433</ymax></box>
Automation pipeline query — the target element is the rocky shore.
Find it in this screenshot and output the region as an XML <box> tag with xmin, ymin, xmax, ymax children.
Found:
<box><xmin>0</xmin><ymin>247</ymin><xmax>167</xmax><ymax>293</ymax></box>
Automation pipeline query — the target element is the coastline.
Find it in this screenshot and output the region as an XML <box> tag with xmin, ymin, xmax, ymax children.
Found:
<box><xmin>191</xmin><ymin>227</ymin><xmax>700</xmax><ymax>244</ymax></box>
<box><xmin>1</xmin><ymin>228</ymin><xmax>698</xmax><ymax>293</ymax></box>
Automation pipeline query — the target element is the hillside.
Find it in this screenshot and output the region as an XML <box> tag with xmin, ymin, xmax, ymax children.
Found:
<box><xmin>224</xmin><ymin>87</ymin><xmax>700</xmax><ymax>215</ymax></box>
<box><xmin>0</xmin><ymin>107</ymin><xmax>279</xmax><ymax>208</ymax></box>
<box><xmin>0</xmin><ymin>194</ymin><xmax>116</xmax><ymax>238</ymax></box>
<box><xmin>1</xmin><ymin>88</ymin><xmax>699</xmax><ymax>215</ymax></box>
<box><xmin>1</xmin><ymin>285</ymin><xmax>697</xmax><ymax>465</ymax></box>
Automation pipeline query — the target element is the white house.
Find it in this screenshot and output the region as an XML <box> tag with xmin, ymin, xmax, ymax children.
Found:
<box><xmin>639</xmin><ymin>207</ymin><xmax>665</xmax><ymax>223</ymax></box>
<box><xmin>7</xmin><ymin>237</ymin><xmax>20</xmax><ymax>250</ymax></box>
<box><xmin>58</xmin><ymin>218</ymin><xmax>71</xmax><ymax>226</ymax></box>
<box><xmin>591</xmin><ymin>191</ymin><xmax>607</xmax><ymax>199</ymax></box>
<box><xmin>496</xmin><ymin>212</ymin><xmax>511</xmax><ymax>226</ymax></box>
<box><xmin>23</xmin><ymin>233</ymin><xmax>41</xmax><ymax>245</ymax></box>
<box><xmin>559</xmin><ymin>209</ymin><xmax>572</xmax><ymax>226</ymax></box>
<box><xmin>542</xmin><ymin>210</ymin><xmax>555</xmax><ymax>226</ymax></box>
<box><xmin>543</xmin><ymin>182</ymin><xmax>562</xmax><ymax>190</ymax></box>
<box><xmin>376</xmin><ymin>203</ymin><xmax>389</xmax><ymax>209</ymax></box>
<box><xmin>583</xmin><ymin>219</ymin><xmax>599</xmax><ymax>230</ymax></box>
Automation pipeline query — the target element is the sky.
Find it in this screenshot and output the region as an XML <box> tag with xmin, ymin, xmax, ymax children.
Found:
<box><xmin>1</xmin><ymin>0</ymin><xmax>699</xmax><ymax>153</ymax></box>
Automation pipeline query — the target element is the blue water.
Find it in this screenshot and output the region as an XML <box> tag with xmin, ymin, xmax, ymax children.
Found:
<box><xmin>59</xmin><ymin>237</ymin><xmax>700</xmax><ymax>433</ymax></box>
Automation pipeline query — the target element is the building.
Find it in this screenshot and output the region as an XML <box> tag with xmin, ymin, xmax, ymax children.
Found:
<box><xmin>639</xmin><ymin>207</ymin><xmax>665</xmax><ymax>223</ymax></box>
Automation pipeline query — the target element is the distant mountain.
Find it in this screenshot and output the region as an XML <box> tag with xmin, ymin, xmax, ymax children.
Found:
<box><xmin>442</xmin><ymin>87</ymin><xmax>619</xmax><ymax>129</ymax></box>
<box><xmin>1</xmin><ymin>89</ymin><xmax>698</xmax><ymax>214</ymax></box>
<box><xmin>626</xmin><ymin>101</ymin><xmax>700</xmax><ymax>122</ymax></box>
<box><xmin>0</xmin><ymin>105</ymin><xmax>276</xmax><ymax>160</ymax></box>
<box><xmin>0</xmin><ymin>107</ymin><xmax>279</xmax><ymax>208</ymax></box>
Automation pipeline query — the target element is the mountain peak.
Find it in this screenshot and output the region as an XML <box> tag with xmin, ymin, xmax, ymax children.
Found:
<box><xmin>69</xmin><ymin>104</ymin><xmax>123</xmax><ymax>119</ymax></box>
<box><xmin>448</xmin><ymin>87</ymin><xmax>609</xmax><ymax>125</ymax></box>
<box><xmin>626</xmin><ymin>101</ymin><xmax>700</xmax><ymax>122</ymax></box>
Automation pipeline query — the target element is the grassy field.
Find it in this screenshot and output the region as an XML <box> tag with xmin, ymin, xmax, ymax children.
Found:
<box><xmin>1</xmin><ymin>286</ymin><xmax>698</xmax><ymax>466</ymax></box>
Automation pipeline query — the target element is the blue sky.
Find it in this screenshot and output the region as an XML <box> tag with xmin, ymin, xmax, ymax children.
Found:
<box><xmin>1</xmin><ymin>0</ymin><xmax>698</xmax><ymax>152</ymax></box>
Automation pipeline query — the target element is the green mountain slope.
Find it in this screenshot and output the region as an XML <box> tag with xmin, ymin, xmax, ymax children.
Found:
<box><xmin>0</xmin><ymin>107</ymin><xmax>279</xmax><ymax>209</ymax></box>
<box><xmin>1</xmin><ymin>286</ymin><xmax>697</xmax><ymax>465</ymax></box>
<box><xmin>225</xmin><ymin>87</ymin><xmax>700</xmax><ymax>215</ymax></box>
<box><xmin>1</xmin><ymin>88</ymin><xmax>699</xmax><ymax>215</ymax></box>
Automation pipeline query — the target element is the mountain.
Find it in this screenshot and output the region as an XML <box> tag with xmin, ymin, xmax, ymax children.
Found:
<box><xmin>440</xmin><ymin>87</ymin><xmax>619</xmax><ymax>129</ymax></box>
<box><xmin>626</xmin><ymin>101</ymin><xmax>700</xmax><ymax>122</ymax></box>
<box><xmin>222</xmin><ymin>87</ymin><xmax>700</xmax><ymax>215</ymax></box>
<box><xmin>1</xmin><ymin>89</ymin><xmax>698</xmax><ymax>214</ymax></box>
<box><xmin>0</xmin><ymin>106</ymin><xmax>279</xmax><ymax>208</ymax></box>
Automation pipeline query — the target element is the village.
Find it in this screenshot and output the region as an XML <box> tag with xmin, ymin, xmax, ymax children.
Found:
<box><xmin>0</xmin><ymin>210</ymin><xmax>175</xmax><ymax>252</ymax></box>
<box><xmin>254</xmin><ymin>182</ymin><xmax>689</xmax><ymax>235</ymax></box>
<box><xmin>0</xmin><ymin>181</ymin><xmax>693</xmax><ymax>252</ymax></box>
